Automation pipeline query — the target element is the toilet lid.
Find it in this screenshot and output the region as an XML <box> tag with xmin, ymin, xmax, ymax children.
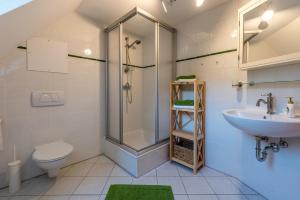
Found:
<box><xmin>33</xmin><ymin>141</ymin><xmax>73</xmax><ymax>162</ymax></box>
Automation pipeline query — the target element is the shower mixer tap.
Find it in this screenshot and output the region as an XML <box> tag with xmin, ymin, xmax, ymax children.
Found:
<box><xmin>123</xmin><ymin>82</ymin><xmax>131</xmax><ymax>90</ymax></box>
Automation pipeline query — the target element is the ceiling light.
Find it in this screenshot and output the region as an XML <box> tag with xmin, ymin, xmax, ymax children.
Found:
<box><xmin>231</xmin><ymin>29</ymin><xmax>237</xmax><ymax>38</ymax></box>
<box><xmin>196</xmin><ymin>0</ymin><xmax>205</xmax><ymax>7</ymax></box>
<box><xmin>258</xmin><ymin>21</ymin><xmax>269</xmax><ymax>30</ymax></box>
<box><xmin>162</xmin><ymin>0</ymin><xmax>167</xmax><ymax>13</ymax></box>
<box><xmin>261</xmin><ymin>9</ymin><xmax>274</xmax><ymax>21</ymax></box>
<box><xmin>84</xmin><ymin>48</ymin><xmax>92</xmax><ymax>56</ymax></box>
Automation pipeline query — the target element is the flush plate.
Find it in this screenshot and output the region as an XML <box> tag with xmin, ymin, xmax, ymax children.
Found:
<box><xmin>31</xmin><ymin>91</ymin><xmax>64</xmax><ymax>107</ymax></box>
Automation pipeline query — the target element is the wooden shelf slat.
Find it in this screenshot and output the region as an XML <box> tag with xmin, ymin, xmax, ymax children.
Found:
<box><xmin>171</xmin><ymin>130</ymin><xmax>203</xmax><ymax>141</ymax></box>
<box><xmin>171</xmin><ymin>157</ymin><xmax>193</xmax><ymax>168</ymax></box>
<box><xmin>172</xmin><ymin>107</ymin><xmax>204</xmax><ymax>113</ymax></box>
<box><xmin>172</xmin><ymin>80</ymin><xmax>205</xmax><ymax>85</ymax></box>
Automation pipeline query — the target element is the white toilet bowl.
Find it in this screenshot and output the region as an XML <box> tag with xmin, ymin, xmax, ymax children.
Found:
<box><xmin>32</xmin><ymin>141</ymin><xmax>73</xmax><ymax>178</ymax></box>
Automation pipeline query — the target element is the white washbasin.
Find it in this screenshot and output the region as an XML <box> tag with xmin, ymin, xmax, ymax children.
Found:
<box><xmin>223</xmin><ymin>108</ymin><xmax>300</xmax><ymax>138</ymax></box>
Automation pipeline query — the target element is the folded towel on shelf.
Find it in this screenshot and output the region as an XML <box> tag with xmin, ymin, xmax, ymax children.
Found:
<box><xmin>175</xmin><ymin>75</ymin><xmax>196</xmax><ymax>80</ymax></box>
<box><xmin>174</xmin><ymin>100</ymin><xmax>194</xmax><ymax>106</ymax></box>
<box><xmin>173</xmin><ymin>105</ymin><xmax>194</xmax><ymax>109</ymax></box>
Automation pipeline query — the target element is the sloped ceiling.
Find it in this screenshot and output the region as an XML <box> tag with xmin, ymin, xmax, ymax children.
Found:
<box><xmin>0</xmin><ymin>0</ymin><xmax>230</xmax><ymax>58</ymax></box>
<box><xmin>77</xmin><ymin>0</ymin><xmax>229</xmax><ymax>27</ymax></box>
<box><xmin>0</xmin><ymin>0</ymin><xmax>82</xmax><ymax>58</ymax></box>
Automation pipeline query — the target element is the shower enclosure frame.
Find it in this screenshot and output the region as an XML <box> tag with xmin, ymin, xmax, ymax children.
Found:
<box><xmin>105</xmin><ymin>7</ymin><xmax>177</xmax><ymax>153</ymax></box>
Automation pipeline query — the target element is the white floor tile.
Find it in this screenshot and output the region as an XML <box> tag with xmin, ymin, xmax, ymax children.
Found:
<box><xmin>64</xmin><ymin>162</ymin><xmax>93</xmax><ymax>177</ymax></box>
<box><xmin>229</xmin><ymin>177</ymin><xmax>257</xmax><ymax>195</ymax></box>
<box><xmin>70</xmin><ymin>195</ymin><xmax>101</xmax><ymax>200</ymax></box>
<box><xmin>87</xmin><ymin>164</ymin><xmax>114</xmax><ymax>177</ymax></box>
<box><xmin>174</xmin><ymin>195</ymin><xmax>189</xmax><ymax>200</ymax></box>
<box><xmin>188</xmin><ymin>195</ymin><xmax>218</xmax><ymax>200</ymax></box>
<box><xmin>102</xmin><ymin>177</ymin><xmax>132</xmax><ymax>194</ymax></box>
<box><xmin>132</xmin><ymin>177</ymin><xmax>157</xmax><ymax>185</ymax></box>
<box><xmin>199</xmin><ymin>167</ymin><xmax>226</xmax><ymax>177</ymax></box>
<box><xmin>99</xmin><ymin>195</ymin><xmax>106</xmax><ymax>200</ymax></box>
<box><xmin>16</xmin><ymin>175</ymin><xmax>54</xmax><ymax>195</ymax></box>
<box><xmin>1</xmin><ymin>157</ymin><xmax>264</xmax><ymax>200</ymax></box>
<box><xmin>59</xmin><ymin>166</ymin><xmax>72</xmax><ymax>177</ymax></box>
<box><xmin>156</xmin><ymin>162</ymin><xmax>179</xmax><ymax>177</ymax></box>
<box><xmin>143</xmin><ymin>169</ymin><xmax>156</xmax><ymax>177</ymax></box>
<box><xmin>40</xmin><ymin>196</ymin><xmax>70</xmax><ymax>200</ymax></box>
<box><xmin>157</xmin><ymin>177</ymin><xmax>186</xmax><ymax>195</ymax></box>
<box><xmin>206</xmin><ymin>177</ymin><xmax>242</xmax><ymax>195</ymax></box>
<box><xmin>81</xmin><ymin>157</ymin><xmax>100</xmax><ymax>164</ymax></box>
<box><xmin>177</xmin><ymin>165</ymin><xmax>202</xmax><ymax>177</ymax></box>
<box><xmin>110</xmin><ymin>165</ymin><xmax>131</xmax><ymax>177</ymax></box>
<box><xmin>181</xmin><ymin>177</ymin><xmax>214</xmax><ymax>194</ymax></box>
<box><xmin>45</xmin><ymin>177</ymin><xmax>83</xmax><ymax>195</ymax></box>
<box><xmin>244</xmin><ymin>195</ymin><xmax>267</xmax><ymax>200</ymax></box>
<box><xmin>74</xmin><ymin>177</ymin><xmax>107</xmax><ymax>195</ymax></box>
<box><xmin>96</xmin><ymin>156</ymin><xmax>114</xmax><ymax>164</ymax></box>
<box><xmin>217</xmin><ymin>195</ymin><xmax>247</xmax><ymax>200</ymax></box>
<box><xmin>8</xmin><ymin>196</ymin><xmax>41</xmax><ymax>200</ymax></box>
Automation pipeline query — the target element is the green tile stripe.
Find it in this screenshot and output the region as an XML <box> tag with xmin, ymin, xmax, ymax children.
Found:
<box><xmin>176</xmin><ymin>49</ymin><xmax>237</xmax><ymax>63</ymax></box>
<box><xmin>18</xmin><ymin>46</ymin><xmax>237</xmax><ymax>65</ymax></box>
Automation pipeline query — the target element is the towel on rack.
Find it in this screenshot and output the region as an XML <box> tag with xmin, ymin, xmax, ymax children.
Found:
<box><xmin>174</xmin><ymin>100</ymin><xmax>194</xmax><ymax>106</ymax></box>
<box><xmin>175</xmin><ymin>75</ymin><xmax>196</xmax><ymax>80</ymax></box>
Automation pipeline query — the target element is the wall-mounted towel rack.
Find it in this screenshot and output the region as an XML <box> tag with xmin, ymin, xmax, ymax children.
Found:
<box><xmin>232</xmin><ymin>80</ymin><xmax>300</xmax><ymax>87</ymax></box>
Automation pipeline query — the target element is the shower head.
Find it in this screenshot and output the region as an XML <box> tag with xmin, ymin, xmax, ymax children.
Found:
<box><xmin>127</xmin><ymin>40</ymin><xmax>141</xmax><ymax>49</ymax></box>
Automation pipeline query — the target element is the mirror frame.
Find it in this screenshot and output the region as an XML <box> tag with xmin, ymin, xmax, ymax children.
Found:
<box><xmin>238</xmin><ymin>0</ymin><xmax>300</xmax><ymax>70</ymax></box>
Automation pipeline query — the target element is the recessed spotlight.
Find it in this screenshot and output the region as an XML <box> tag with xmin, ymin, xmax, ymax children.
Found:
<box><xmin>261</xmin><ymin>9</ymin><xmax>274</xmax><ymax>21</ymax></box>
<box><xmin>84</xmin><ymin>48</ymin><xmax>92</xmax><ymax>56</ymax></box>
<box><xmin>196</xmin><ymin>0</ymin><xmax>205</xmax><ymax>7</ymax></box>
<box><xmin>162</xmin><ymin>0</ymin><xmax>167</xmax><ymax>13</ymax></box>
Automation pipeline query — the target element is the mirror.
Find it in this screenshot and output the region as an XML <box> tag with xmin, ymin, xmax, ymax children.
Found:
<box><xmin>238</xmin><ymin>0</ymin><xmax>300</xmax><ymax>70</ymax></box>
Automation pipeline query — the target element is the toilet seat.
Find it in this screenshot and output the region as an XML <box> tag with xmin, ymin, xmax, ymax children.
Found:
<box><xmin>32</xmin><ymin>141</ymin><xmax>73</xmax><ymax>162</ymax></box>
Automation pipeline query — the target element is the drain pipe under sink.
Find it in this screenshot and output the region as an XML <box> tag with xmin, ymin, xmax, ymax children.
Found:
<box><xmin>255</xmin><ymin>137</ymin><xmax>288</xmax><ymax>162</ymax></box>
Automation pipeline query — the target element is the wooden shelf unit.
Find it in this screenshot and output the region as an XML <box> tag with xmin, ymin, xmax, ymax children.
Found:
<box><xmin>170</xmin><ymin>80</ymin><xmax>206</xmax><ymax>174</ymax></box>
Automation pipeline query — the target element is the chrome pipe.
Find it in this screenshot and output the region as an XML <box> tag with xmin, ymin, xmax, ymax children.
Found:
<box><xmin>255</xmin><ymin>137</ymin><xmax>288</xmax><ymax>162</ymax></box>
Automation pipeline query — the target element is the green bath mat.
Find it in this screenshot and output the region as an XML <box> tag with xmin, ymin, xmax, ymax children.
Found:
<box><xmin>105</xmin><ymin>184</ymin><xmax>174</xmax><ymax>200</ymax></box>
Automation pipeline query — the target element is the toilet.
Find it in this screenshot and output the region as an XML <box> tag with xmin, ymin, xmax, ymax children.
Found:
<box><xmin>32</xmin><ymin>141</ymin><xmax>73</xmax><ymax>178</ymax></box>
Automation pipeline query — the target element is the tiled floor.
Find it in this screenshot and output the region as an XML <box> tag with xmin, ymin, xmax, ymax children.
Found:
<box><xmin>0</xmin><ymin>155</ymin><xmax>267</xmax><ymax>200</ymax></box>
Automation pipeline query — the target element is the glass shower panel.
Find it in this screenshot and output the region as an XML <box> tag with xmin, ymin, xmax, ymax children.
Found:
<box><xmin>121</xmin><ymin>15</ymin><xmax>156</xmax><ymax>150</ymax></box>
<box><xmin>158</xmin><ymin>26</ymin><xmax>173</xmax><ymax>141</ymax></box>
<box><xmin>107</xmin><ymin>26</ymin><xmax>121</xmax><ymax>142</ymax></box>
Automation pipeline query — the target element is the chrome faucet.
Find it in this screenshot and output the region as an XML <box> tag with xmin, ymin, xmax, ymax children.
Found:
<box><xmin>256</xmin><ymin>93</ymin><xmax>274</xmax><ymax>114</ymax></box>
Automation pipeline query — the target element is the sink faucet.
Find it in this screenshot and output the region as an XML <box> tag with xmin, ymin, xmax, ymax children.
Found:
<box><xmin>256</xmin><ymin>93</ymin><xmax>274</xmax><ymax>114</ymax></box>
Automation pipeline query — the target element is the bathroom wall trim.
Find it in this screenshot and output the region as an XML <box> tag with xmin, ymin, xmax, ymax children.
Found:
<box><xmin>176</xmin><ymin>49</ymin><xmax>237</xmax><ymax>63</ymax></box>
<box><xmin>17</xmin><ymin>46</ymin><xmax>107</xmax><ymax>63</ymax></box>
<box><xmin>17</xmin><ymin>46</ymin><xmax>237</xmax><ymax>65</ymax></box>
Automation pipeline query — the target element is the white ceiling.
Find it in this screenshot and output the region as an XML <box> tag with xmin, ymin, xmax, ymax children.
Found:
<box><xmin>0</xmin><ymin>0</ymin><xmax>230</xmax><ymax>57</ymax></box>
<box><xmin>0</xmin><ymin>0</ymin><xmax>82</xmax><ymax>58</ymax></box>
<box><xmin>77</xmin><ymin>0</ymin><xmax>229</xmax><ymax>27</ymax></box>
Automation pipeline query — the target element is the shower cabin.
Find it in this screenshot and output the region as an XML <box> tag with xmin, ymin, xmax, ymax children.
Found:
<box><xmin>104</xmin><ymin>7</ymin><xmax>176</xmax><ymax>177</ymax></box>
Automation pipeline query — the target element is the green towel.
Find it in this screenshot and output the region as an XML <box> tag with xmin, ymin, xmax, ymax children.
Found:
<box><xmin>174</xmin><ymin>100</ymin><xmax>194</xmax><ymax>106</ymax></box>
<box><xmin>175</xmin><ymin>75</ymin><xmax>196</xmax><ymax>80</ymax></box>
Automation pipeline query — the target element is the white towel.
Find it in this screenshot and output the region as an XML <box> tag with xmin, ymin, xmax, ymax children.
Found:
<box><xmin>0</xmin><ymin>119</ymin><xmax>3</xmax><ymax>151</ymax></box>
<box><xmin>173</xmin><ymin>105</ymin><xmax>194</xmax><ymax>109</ymax></box>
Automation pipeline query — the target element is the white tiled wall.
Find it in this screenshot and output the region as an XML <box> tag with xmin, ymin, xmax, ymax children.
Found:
<box><xmin>176</xmin><ymin>0</ymin><xmax>300</xmax><ymax>199</ymax></box>
<box><xmin>0</xmin><ymin>13</ymin><xmax>105</xmax><ymax>188</ymax></box>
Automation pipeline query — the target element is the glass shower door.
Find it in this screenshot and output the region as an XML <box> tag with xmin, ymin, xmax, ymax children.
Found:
<box><xmin>107</xmin><ymin>26</ymin><xmax>121</xmax><ymax>142</ymax></box>
<box><xmin>158</xmin><ymin>26</ymin><xmax>174</xmax><ymax>141</ymax></box>
<box><xmin>121</xmin><ymin>15</ymin><xmax>156</xmax><ymax>151</ymax></box>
